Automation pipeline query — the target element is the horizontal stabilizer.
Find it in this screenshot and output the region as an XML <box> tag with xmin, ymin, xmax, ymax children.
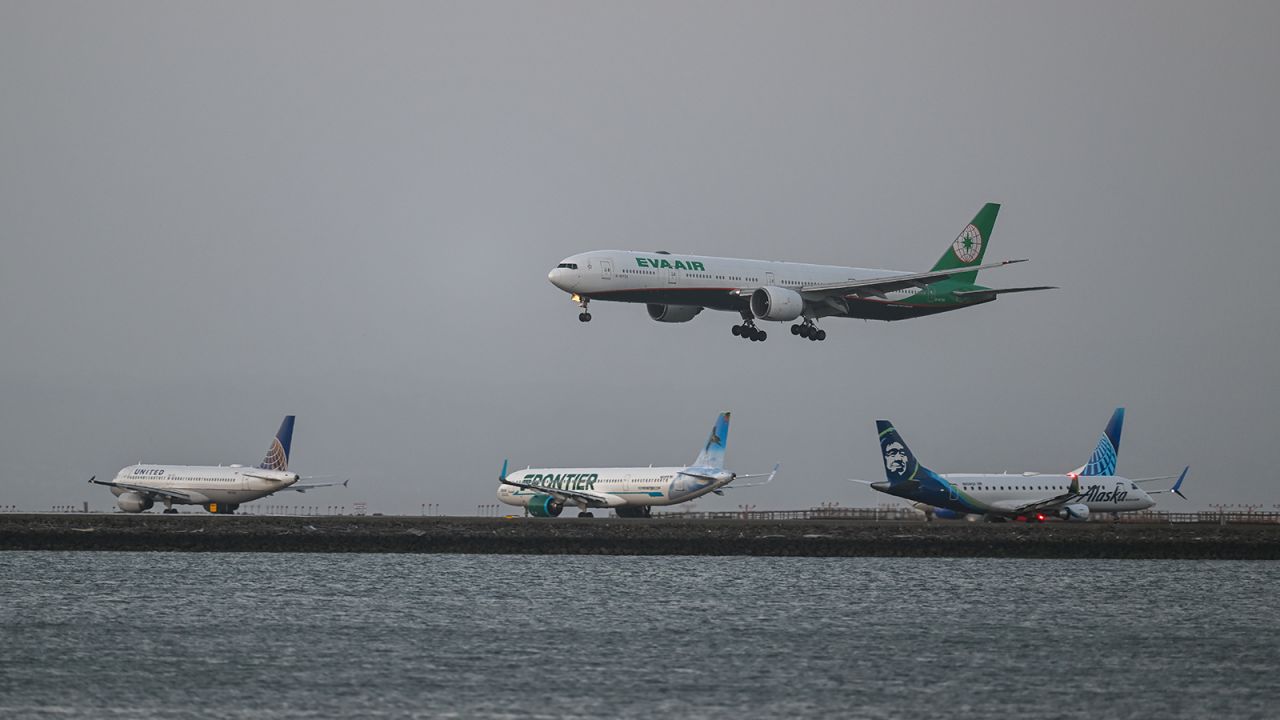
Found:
<box><xmin>953</xmin><ymin>286</ymin><xmax>1057</xmax><ymax>298</ymax></box>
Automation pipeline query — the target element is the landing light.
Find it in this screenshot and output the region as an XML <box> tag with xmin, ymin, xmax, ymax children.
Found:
<box><xmin>571</xmin><ymin>294</ymin><xmax>581</xmax><ymax>302</ymax></box>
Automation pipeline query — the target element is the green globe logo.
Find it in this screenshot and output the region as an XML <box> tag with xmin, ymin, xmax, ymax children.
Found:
<box><xmin>952</xmin><ymin>224</ymin><xmax>983</xmax><ymax>263</ymax></box>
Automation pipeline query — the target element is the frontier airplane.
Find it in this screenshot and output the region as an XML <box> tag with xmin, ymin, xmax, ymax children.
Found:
<box><xmin>856</xmin><ymin>409</ymin><xmax>1189</xmax><ymax>522</ymax></box>
<box><xmin>547</xmin><ymin>203</ymin><xmax>1052</xmax><ymax>342</ymax></box>
<box><xmin>89</xmin><ymin>416</ymin><xmax>347</xmax><ymax>514</ymax></box>
<box><xmin>497</xmin><ymin>412</ymin><xmax>778</xmax><ymax>517</ymax></box>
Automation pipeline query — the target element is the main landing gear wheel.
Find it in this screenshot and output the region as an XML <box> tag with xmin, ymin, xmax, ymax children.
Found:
<box><xmin>578</xmin><ymin>312</ymin><xmax>592</xmax><ymax>322</ymax></box>
<box><xmin>163</xmin><ymin>508</ymin><xmax>178</xmax><ymax>514</ymax></box>
<box><xmin>577</xmin><ymin>511</ymin><xmax>595</xmax><ymax>518</ymax></box>
<box><xmin>791</xmin><ymin>322</ymin><xmax>826</xmax><ymax>342</ymax></box>
<box><xmin>732</xmin><ymin>323</ymin><xmax>767</xmax><ymax>342</ymax></box>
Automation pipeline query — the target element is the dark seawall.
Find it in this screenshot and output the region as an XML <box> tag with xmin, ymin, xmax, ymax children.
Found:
<box><xmin>3</xmin><ymin>515</ymin><xmax>1279</xmax><ymax>559</ymax></box>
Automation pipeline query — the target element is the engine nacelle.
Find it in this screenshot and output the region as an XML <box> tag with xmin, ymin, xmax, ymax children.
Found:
<box><xmin>749</xmin><ymin>286</ymin><xmax>804</xmax><ymax>321</ymax></box>
<box><xmin>646</xmin><ymin>304</ymin><xmax>702</xmax><ymax>323</ymax></box>
<box><xmin>1059</xmin><ymin>503</ymin><xmax>1090</xmax><ymax>522</ymax></box>
<box><xmin>116</xmin><ymin>492</ymin><xmax>154</xmax><ymax>513</ymax></box>
<box><xmin>526</xmin><ymin>494</ymin><xmax>564</xmax><ymax>518</ymax></box>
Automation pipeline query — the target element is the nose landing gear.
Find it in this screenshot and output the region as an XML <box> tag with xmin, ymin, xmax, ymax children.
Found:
<box><xmin>574</xmin><ymin>295</ymin><xmax>591</xmax><ymax>322</ymax></box>
<box><xmin>790</xmin><ymin>321</ymin><xmax>826</xmax><ymax>341</ymax></box>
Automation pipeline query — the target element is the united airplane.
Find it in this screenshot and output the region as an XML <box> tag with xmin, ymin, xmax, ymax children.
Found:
<box><xmin>89</xmin><ymin>416</ymin><xmax>347</xmax><ymax>514</ymax></box>
<box><xmin>856</xmin><ymin>409</ymin><xmax>1189</xmax><ymax>522</ymax></box>
<box><xmin>547</xmin><ymin>203</ymin><xmax>1052</xmax><ymax>342</ymax></box>
<box><xmin>497</xmin><ymin>412</ymin><xmax>778</xmax><ymax>518</ymax></box>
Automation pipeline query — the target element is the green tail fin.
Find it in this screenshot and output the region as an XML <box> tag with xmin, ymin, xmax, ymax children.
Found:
<box><xmin>930</xmin><ymin>203</ymin><xmax>1000</xmax><ymax>285</ymax></box>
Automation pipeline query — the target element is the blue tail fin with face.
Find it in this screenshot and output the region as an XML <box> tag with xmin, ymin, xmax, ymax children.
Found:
<box><xmin>693</xmin><ymin>412</ymin><xmax>730</xmax><ymax>469</ymax></box>
<box><xmin>259</xmin><ymin>416</ymin><xmax>295</xmax><ymax>471</ymax></box>
<box><xmin>1075</xmin><ymin>408</ymin><xmax>1124</xmax><ymax>476</ymax></box>
<box><xmin>876</xmin><ymin>420</ymin><xmax>935</xmax><ymax>485</ymax></box>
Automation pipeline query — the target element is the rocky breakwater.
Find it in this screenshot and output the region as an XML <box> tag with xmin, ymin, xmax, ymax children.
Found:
<box><xmin>2</xmin><ymin>515</ymin><xmax>1279</xmax><ymax>559</ymax></box>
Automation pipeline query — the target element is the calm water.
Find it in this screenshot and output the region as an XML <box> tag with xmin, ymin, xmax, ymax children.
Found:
<box><xmin>1</xmin><ymin>553</ymin><xmax>1277</xmax><ymax>719</ymax></box>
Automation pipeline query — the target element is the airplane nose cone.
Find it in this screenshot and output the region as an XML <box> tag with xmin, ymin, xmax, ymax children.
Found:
<box><xmin>548</xmin><ymin>266</ymin><xmax>575</xmax><ymax>291</ymax></box>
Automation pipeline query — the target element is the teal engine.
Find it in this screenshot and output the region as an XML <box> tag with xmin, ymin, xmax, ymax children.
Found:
<box><xmin>527</xmin><ymin>494</ymin><xmax>564</xmax><ymax>518</ymax></box>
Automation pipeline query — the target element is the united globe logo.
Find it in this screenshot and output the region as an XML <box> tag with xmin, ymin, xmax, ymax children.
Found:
<box><xmin>952</xmin><ymin>224</ymin><xmax>983</xmax><ymax>263</ymax></box>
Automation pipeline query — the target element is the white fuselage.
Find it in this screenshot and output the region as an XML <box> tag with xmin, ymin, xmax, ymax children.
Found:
<box><xmin>937</xmin><ymin>473</ymin><xmax>1155</xmax><ymax>515</ymax></box>
<box><xmin>548</xmin><ymin>250</ymin><xmax>948</xmax><ymax>319</ymax></box>
<box><xmin>113</xmin><ymin>464</ymin><xmax>299</xmax><ymax>507</ymax></box>
<box><xmin>497</xmin><ymin>466</ymin><xmax>731</xmax><ymax>510</ymax></box>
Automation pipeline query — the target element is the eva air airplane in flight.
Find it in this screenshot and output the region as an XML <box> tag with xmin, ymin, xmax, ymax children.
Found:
<box><xmin>547</xmin><ymin>203</ymin><xmax>1051</xmax><ymax>342</ymax></box>
<box><xmin>497</xmin><ymin>412</ymin><xmax>778</xmax><ymax>518</ymax></box>
<box><xmin>855</xmin><ymin>408</ymin><xmax>1189</xmax><ymax>522</ymax></box>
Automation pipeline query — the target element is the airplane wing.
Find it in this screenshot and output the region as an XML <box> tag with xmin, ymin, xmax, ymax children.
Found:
<box><xmin>1005</xmin><ymin>485</ymin><xmax>1084</xmax><ymax>516</ymax></box>
<box><xmin>725</xmin><ymin>464</ymin><xmax>780</xmax><ymax>489</ymax></box>
<box><xmin>499</xmin><ymin>476</ymin><xmax>623</xmax><ymax>508</ymax></box>
<box><xmin>1146</xmin><ymin>466</ymin><xmax>1189</xmax><ymax>499</ymax></box>
<box><xmin>88</xmin><ymin>477</ymin><xmax>194</xmax><ymax>501</ymax></box>
<box><xmin>284</xmin><ymin>478</ymin><xmax>350</xmax><ymax>493</ymax></box>
<box><xmin>797</xmin><ymin>259</ymin><xmax>1031</xmax><ymax>300</ymax></box>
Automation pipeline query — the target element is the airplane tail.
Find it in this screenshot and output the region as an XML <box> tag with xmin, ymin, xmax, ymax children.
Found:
<box><xmin>259</xmin><ymin>415</ymin><xmax>295</xmax><ymax>471</ymax></box>
<box><xmin>875</xmin><ymin>420</ymin><xmax>936</xmax><ymax>485</ymax></box>
<box><xmin>1073</xmin><ymin>408</ymin><xmax>1124</xmax><ymax>477</ymax></box>
<box><xmin>930</xmin><ymin>203</ymin><xmax>1000</xmax><ymax>285</ymax></box>
<box><xmin>692</xmin><ymin>412</ymin><xmax>731</xmax><ymax>469</ymax></box>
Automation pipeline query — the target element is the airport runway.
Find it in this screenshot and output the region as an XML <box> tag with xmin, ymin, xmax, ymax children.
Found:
<box><xmin>3</xmin><ymin>514</ymin><xmax>1279</xmax><ymax>558</ymax></box>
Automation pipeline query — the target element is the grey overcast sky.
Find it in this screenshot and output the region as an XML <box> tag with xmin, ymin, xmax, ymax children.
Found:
<box><xmin>2</xmin><ymin>1</ymin><xmax>1277</xmax><ymax>514</ymax></box>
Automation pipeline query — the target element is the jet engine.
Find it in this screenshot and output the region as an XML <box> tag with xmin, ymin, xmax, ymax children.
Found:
<box><xmin>646</xmin><ymin>304</ymin><xmax>702</xmax><ymax>323</ymax></box>
<box><xmin>749</xmin><ymin>286</ymin><xmax>804</xmax><ymax>322</ymax></box>
<box><xmin>527</xmin><ymin>494</ymin><xmax>564</xmax><ymax>518</ymax></box>
<box><xmin>1058</xmin><ymin>503</ymin><xmax>1090</xmax><ymax>522</ymax></box>
<box><xmin>116</xmin><ymin>492</ymin><xmax>154</xmax><ymax>513</ymax></box>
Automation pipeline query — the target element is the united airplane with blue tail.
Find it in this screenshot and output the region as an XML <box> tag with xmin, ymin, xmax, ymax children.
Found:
<box><xmin>547</xmin><ymin>203</ymin><xmax>1052</xmax><ymax>342</ymax></box>
<box><xmin>497</xmin><ymin>412</ymin><xmax>778</xmax><ymax>518</ymax></box>
<box><xmin>89</xmin><ymin>416</ymin><xmax>348</xmax><ymax>514</ymax></box>
<box><xmin>856</xmin><ymin>408</ymin><xmax>1189</xmax><ymax>522</ymax></box>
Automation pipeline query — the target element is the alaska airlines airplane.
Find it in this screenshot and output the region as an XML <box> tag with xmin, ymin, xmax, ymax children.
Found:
<box><xmin>497</xmin><ymin>412</ymin><xmax>778</xmax><ymax>518</ymax></box>
<box><xmin>547</xmin><ymin>203</ymin><xmax>1052</xmax><ymax>342</ymax></box>
<box><xmin>89</xmin><ymin>416</ymin><xmax>347</xmax><ymax>514</ymax></box>
<box><xmin>858</xmin><ymin>409</ymin><xmax>1188</xmax><ymax>522</ymax></box>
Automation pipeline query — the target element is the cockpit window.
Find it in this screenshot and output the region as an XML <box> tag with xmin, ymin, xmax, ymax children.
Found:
<box><xmin>557</xmin><ymin>263</ymin><xmax>578</xmax><ymax>270</ymax></box>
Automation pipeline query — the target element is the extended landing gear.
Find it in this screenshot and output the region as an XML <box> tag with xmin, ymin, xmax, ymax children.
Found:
<box><xmin>790</xmin><ymin>321</ymin><xmax>827</xmax><ymax>342</ymax></box>
<box><xmin>731</xmin><ymin>315</ymin><xmax>767</xmax><ymax>342</ymax></box>
<box><xmin>162</xmin><ymin>508</ymin><xmax>179</xmax><ymax>514</ymax></box>
<box><xmin>574</xmin><ymin>295</ymin><xmax>592</xmax><ymax>322</ymax></box>
<box><xmin>577</xmin><ymin>511</ymin><xmax>595</xmax><ymax>518</ymax></box>
<box><xmin>615</xmin><ymin>506</ymin><xmax>653</xmax><ymax>518</ymax></box>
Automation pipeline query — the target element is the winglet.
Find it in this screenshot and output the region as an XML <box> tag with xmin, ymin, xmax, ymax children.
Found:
<box><xmin>87</xmin><ymin>475</ymin><xmax>95</xmax><ymax>485</ymax></box>
<box><xmin>499</xmin><ymin>459</ymin><xmax>509</xmax><ymax>483</ymax></box>
<box><xmin>1172</xmin><ymin>466</ymin><xmax>1189</xmax><ymax>500</ymax></box>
